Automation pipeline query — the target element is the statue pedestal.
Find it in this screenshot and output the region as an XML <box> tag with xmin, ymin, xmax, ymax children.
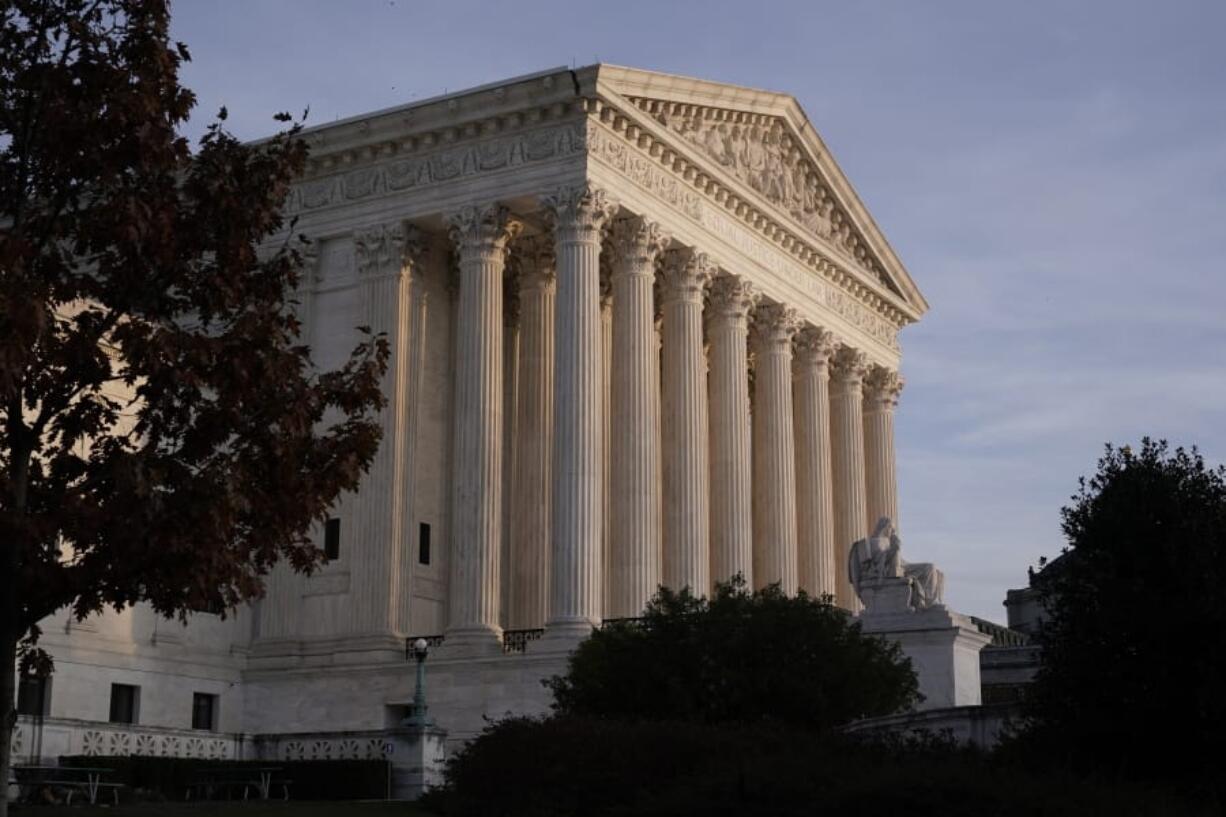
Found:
<box><xmin>859</xmin><ymin>587</ymin><xmax>992</xmax><ymax>710</ymax></box>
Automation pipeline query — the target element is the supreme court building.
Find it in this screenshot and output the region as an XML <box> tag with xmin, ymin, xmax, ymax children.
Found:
<box><xmin>15</xmin><ymin>65</ymin><xmax>928</xmax><ymax>768</ymax></box>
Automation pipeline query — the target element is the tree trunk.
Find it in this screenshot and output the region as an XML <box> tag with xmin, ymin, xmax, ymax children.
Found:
<box><xmin>1</xmin><ymin>630</ymin><xmax>16</xmax><ymax>817</ymax></box>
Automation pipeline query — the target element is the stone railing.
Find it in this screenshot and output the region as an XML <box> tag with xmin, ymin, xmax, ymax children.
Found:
<box><xmin>403</xmin><ymin>634</ymin><xmax>446</xmax><ymax>659</ymax></box>
<box><xmin>969</xmin><ymin>616</ymin><xmax>1030</xmax><ymax>647</ymax></box>
<box><xmin>10</xmin><ymin>716</ymin><xmax>244</xmax><ymax>764</ymax></box>
<box><xmin>501</xmin><ymin>628</ymin><xmax>544</xmax><ymax>654</ymax></box>
<box><xmin>249</xmin><ymin>729</ymin><xmax>396</xmax><ymax>763</ymax></box>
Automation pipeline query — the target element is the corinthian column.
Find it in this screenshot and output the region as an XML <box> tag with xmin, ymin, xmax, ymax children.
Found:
<box><xmin>793</xmin><ymin>326</ymin><xmax>838</xmax><ymax>599</ymax></box>
<box><xmin>706</xmin><ymin>273</ymin><xmax>757</xmax><ymax>589</ymax></box>
<box><xmin>830</xmin><ymin>346</ymin><xmax>869</xmax><ymax>611</ymax></box>
<box><xmin>659</xmin><ymin>249</ymin><xmax>712</xmax><ymax>595</ymax></box>
<box><xmin>509</xmin><ymin>237</ymin><xmax>555</xmax><ymax>629</ymax></box>
<box><xmin>444</xmin><ymin>204</ymin><xmax>521</xmax><ymax>654</ymax></box>
<box><xmin>350</xmin><ymin>222</ymin><xmax>424</xmax><ymax>641</ymax></box>
<box><xmin>606</xmin><ymin>216</ymin><xmax>668</xmax><ymax>617</ymax></box>
<box><xmin>751</xmin><ymin>302</ymin><xmax>800</xmax><ymax>594</ymax></box>
<box><xmin>863</xmin><ymin>366</ymin><xmax>904</xmax><ymax>533</ymax></box>
<box><xmin>541</xmin><ymin>184</ymin><xmax>617</xmax><ymax>641</ymax></box>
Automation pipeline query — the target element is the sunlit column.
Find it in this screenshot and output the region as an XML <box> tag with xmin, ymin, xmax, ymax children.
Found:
<box><xmin>830</xmin><ymin>345</ymin><xmax>869</xmax><ymax>611</ymax></box>
<box><xmin>750</xmin><ymin>302</ymin><xmax>799</xmax><ymax>594</ymax></box>
<box><xmin>792</xmin><ymin>326</ymin><xmax>838</xmax><ymax>599</ymax></box>
<box><xmin>444</xmin><ymin>204</ymin><xmax>520</xmax><ymax>654</ymax></box>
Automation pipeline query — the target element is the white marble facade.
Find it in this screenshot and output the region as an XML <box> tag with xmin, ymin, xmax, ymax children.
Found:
<box><xmin>20</xmin><ymin>65</ymin><xmax>928</xmax><ymax>757</ymax></box>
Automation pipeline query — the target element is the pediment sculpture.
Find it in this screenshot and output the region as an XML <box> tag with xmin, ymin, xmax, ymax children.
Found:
<box><xmin>645</xmin><ymin>104</ymin><xmax>897</xmax><ymax>295</ymax></box>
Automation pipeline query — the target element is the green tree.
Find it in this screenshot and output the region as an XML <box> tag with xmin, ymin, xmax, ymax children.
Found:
<box><xmin>1014</xmin><ymin>439</ymin><xmax>1226</xmax><ymax>799</ymax></box>
<box><xmin>547</xmin><ymin>579</ymin><xmax>920</xmax><ymax>730</ymax></box>
<box><xmin>0</xmin><ymin>2</ymin><xmax>386</xmax><ymax>810</ymax></box>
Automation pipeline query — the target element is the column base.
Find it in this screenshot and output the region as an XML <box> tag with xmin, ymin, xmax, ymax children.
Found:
<box><xmin>533</xmin><ymin>618</ymin><xmax>599</xmax><ymax>653</ymax></box>
<box><xmin>436</xmin><ymin>625</ymin><xmax>504</xmax><ymax>660</ymax></box>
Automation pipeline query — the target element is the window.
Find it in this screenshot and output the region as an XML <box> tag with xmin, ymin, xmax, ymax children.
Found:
<box><xmin>109</xmin><ymin>683</ymin><xmax>139</xmax><ymax>725</ymax></box>
<box><xmin>418</xmin><ymin>522</ymin><xmax>431</xmax><ymax>565</ymax></box>
<box><xmin>17</xmin><ymin>673</ymin><xmax>50</xmax><ymax>717</ymax></box>
<box><xmin>324</xmin><ymin>517</ymin><xmax>341</xmax><ymax>561</ymax></box>
<box><xmin>192</xmin><ymin>693</ymin><xmax>218</xmax><ymax>731</ymax></box>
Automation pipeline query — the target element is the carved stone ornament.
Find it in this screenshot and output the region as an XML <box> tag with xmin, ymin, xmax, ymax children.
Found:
<box><xmin>705</xmin><ymin>273</ymin><xmax>758</xmax><ymax>323</ymax></box>
<box><xmin>354</xmin><ymin>221</ymin><xmax>407</xmax><ymax>277</ymax></box>
<box><xmin>659</xmin><ymin>248</ymin><xmax>714</xmax><ymax>302</ymax></box>
<box><xmin>608</xmin><ymin>216</ymin><xmax>671</xmax><ymax>272</ymax></box>
<box><xmin>863</xmin><ymin>365</ymin><xmax>904</xmax><ymax>411</ymax></box>
<box><xmin>288</xmin><ymin>123</ymin><xmax>588</xmax><ymax>216</ymax></box>
<box><xmin>792</xmin><ymin>325</ymin><xmax>837</xmax><ymax>368</ymax></box>
<box><xmin>750</xmin><ymin>301</ymin><xmax>799</xmax><ymax>350</ymax></box>
<box><xmin>447</xmin><ymin>204</ymin><xmax>522</xmax><ymax>257</ymax></box>
<box><xmin>830</xmin><ymin>345</ymin><xmax>869</xmax><ymax>385</ymax></box>
<box><xmin>632</xmin><ymin>97</ymin><xmax>896</xmax><ymax>293</ymax></box>
<box><xmin>540</xmin><ymin>184</ymin><xmax>618</xmax><ymax>242</ymax></box>
<box><xmin>512</xmin><ymin>234</ymin><xmax>556</xmax><ymax>291</ymax></box>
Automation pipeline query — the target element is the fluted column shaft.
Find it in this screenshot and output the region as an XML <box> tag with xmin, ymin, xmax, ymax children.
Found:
<box><xmin>751</xmin><ymin>303</ymin><xmax>800</xmax><ymax>594</ymax></box>
<box><xmin>600</xmin><ymin>272</ymin><xmax>613</xmax><ymax>617</ymax></box>
<box><xmin>706</xmin><ymin>273</ymin><xmax>756</xmax><ymax>589</ymax></box>
<box><xmin>607</xmin><ymin>217</ymin><xmax>667</xmax><ymax>616</ymax></box>
<box><xmin>830</xmin><ymin>347</ymin><xmax>870</xmax><ymax>611</ymax></box>
<box><xmin>509</xmin><ymin>238</ymin><xmax>555</xmax><ymax>629</ymax></box>
<box><xmin>864</xmin><ymin>366</ymin><xmax>904</xmax><ymax>534</ymax></box>
<box><xmin>543</xmin><ymin>185</ymin><xmax>617</xmax><ymax>639</ymax></box>
<box><xmin>350</xmin><ymin>223</ymin><xmax>421</xmax><ymax>638</ymax></box>
<box><xmin>445</xmin><ymin>205</ymin><xmax>520</xmax><ymax>652</ymax></box>
<box><xmin>793</xmin><ymin>327</ymin><xmax>838</xmax><ymax>599</ymax></box>
<box><xmin>500</xmin><ymin>269</ymin><xmax>521</xmax><ymax>628</ymax></box>
<box><xmin>660</xmin><ymin>249</ymin><xmax>712</xmax><ymax>595</ymax></box>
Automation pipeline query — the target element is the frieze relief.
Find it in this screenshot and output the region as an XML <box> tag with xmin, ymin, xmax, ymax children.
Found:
<box><xmin>626</xmin><ymin>96</ymin><xmax>898</xmax><ymax>297</ymax></box>
<box><xmin>286</xmin><ymin>122</ymin><xmax>587</xmax><ymax>215</ymax></box>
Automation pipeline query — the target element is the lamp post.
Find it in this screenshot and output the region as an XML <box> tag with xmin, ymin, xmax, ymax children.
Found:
<box><xmin>403</xmin><ymin>637</ymin><xmax>434</xmax><ymax>728</ymax></box>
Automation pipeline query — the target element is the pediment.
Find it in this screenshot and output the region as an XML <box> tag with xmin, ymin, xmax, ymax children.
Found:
<box><xmin>592</xmin><ymin>66</ymin><xmax>926</xmax><ymax>315</ymax></box>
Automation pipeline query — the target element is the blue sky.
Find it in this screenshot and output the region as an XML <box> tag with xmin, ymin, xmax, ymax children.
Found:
<box><xmin>170</xmin><ymin>0</ymin><xmax>1226</xmax><ymax>620</ymax></box>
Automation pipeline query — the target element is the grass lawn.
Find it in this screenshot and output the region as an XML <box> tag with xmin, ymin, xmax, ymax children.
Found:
<box><xmin>12</xmin><ymin>802</ymin><xmax>436</xmax><ymax>816</ymax></box>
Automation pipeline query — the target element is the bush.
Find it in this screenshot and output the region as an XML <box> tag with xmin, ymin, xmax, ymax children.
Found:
<box><xmin>58</xmin><ymin>755</ymin><xmax>391</xmax><ymax>800</ymax></box>
<box><xmin>1005</xmin><ymin>440</ymin><xmax>1226</xmax><ymax>803</ymax></box>
<box><xmin>547</xmin><ymin>579</ymin><xmax>919</xmax><ymax>730</ymax></box>
<box><xmin>423</xmin><ymin>716</ymin><xmax>1213</xmax><ymax>817</ymax></box>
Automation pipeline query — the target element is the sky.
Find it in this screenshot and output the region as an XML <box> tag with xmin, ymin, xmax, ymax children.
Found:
<box><xmin>169</xmin><ymin>0</ymin><xmax>1226</xmax><ymax>621</ymax></box>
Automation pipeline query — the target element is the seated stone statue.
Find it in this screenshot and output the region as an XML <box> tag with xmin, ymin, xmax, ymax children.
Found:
<box><xmin>848</xmin><ymin>517</ymin><xmax>945</xmax><ymax>612</ymax></box>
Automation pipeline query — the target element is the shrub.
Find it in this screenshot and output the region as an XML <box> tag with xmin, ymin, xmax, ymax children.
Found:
<box><xmin>547</xmin><ymin>579</ymin><xmax>919</xmax><ymax>730</ymax></box>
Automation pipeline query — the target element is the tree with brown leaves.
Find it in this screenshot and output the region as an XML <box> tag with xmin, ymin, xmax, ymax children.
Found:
<box><xmin>0</xmin><ymin>3</ymin><xmax>386</xmax><ymax>809</ymax></box>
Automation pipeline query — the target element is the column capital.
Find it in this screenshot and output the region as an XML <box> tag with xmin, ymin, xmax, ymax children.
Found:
<box><xmin>447</xmin><ymin>203</ymin><xmax>522</xmax><ymax>257</ymax></box>
<box><xmin>355</xmin><ymin>221</ymin><xmax>427</xmax><ymax>279</ymax></box>
<box><xmin>705</xmin><ymin>273</ymin><xmax>758</xmax><ymax>323</ymax></box>
<box><xmin>659</xmin><ymin>248</ymin><xmax>714</xmax><ymax>303</ymax></box>
<box><xmin>750</xmin><ymin>302</ymin><xmax>799</xmax><ymax>351</ymax></box>
<box><xmin>513</xmin><ymin>234</ymin><xmax>556</xmax><ymax>291</ymax></box>
<box><xmin>864</xmin><ymin>365</ymin><xmax>904</xmax><ymax>411</ymax></box>
<box><xmin>541</xmin><ymin>183</ymin><xmax>618</xmax><ymax>242</ymax></box>
<box><xmin>793</xmin><ymin>326</ymin><xmax>837</xmax><ymax>373</ymax></box>
<box><xmin>830</xmin><ymin>345</ymin><xmax>869</xmax><ymax>387</ymax></box>
<box><xmin>609</xmin><ymin>215</ymin><xmax>670</xmax><ymax>273</ymax></box>
<box><xmin>298</xmin><ymin>239</ymin><xmax>322</xmax><ymax>287</ymax></box>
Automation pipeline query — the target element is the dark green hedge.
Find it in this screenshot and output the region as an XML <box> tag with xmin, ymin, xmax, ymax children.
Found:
<box><xmin>59</xmin><ymin>755</ymin><xmax>390</xmax><ymax>801</ymax></box>
<box><xmin>422</xmin><ymin>716</ymin><xmax>1215</xmax><ymax>817</ymax></box>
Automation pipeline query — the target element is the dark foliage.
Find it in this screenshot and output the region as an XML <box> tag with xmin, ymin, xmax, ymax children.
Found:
<box><xmin>59</xmin><ymin>756</ymin><xmax>391</xmax><ymax>801</ymax></box>
<box><xmin>422</xmin><ymin>715</ymin><xmax>1211</xmax><ymax>817</ymax></box>
<box><xmin>547</xmin><ymin>579</ymin><xmax>920</xmax><ymax>730</ymax></box>
<box><xmin>0</xmin><ymin>2</ymin><xmax>387</xmax><ymax>809</ymax></box>
<box><xmin>1005</xmin><ymin>439</ymin><xmax>1226</xmax><ymax>803</ymax></box>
